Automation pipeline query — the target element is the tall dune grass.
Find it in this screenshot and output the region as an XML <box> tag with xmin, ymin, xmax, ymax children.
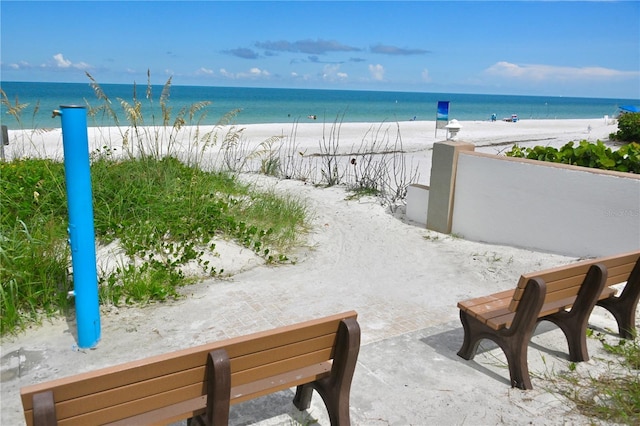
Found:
<box><xmin>1</xmin><ymin>73</ymin><xmax>309</xmax><ymax>335</ymax></box>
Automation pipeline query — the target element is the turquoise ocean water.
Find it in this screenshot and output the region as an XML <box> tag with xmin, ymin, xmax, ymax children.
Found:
<box><xmin>1</xmin><ymin>81</ymin><xmax>638</xmax><ymax>130</ymax></box>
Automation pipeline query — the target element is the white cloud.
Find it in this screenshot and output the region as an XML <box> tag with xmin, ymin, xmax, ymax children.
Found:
<box><xmin>321</xmin><ymin>64</ymin><xmax>348</xmax><ymax>82</ymax></box>
<box><xmin>53</xmin><ymin>53</ymin><xmax>72</xmax><ymax>68</ymax></box>
<box><xmin>248</xmin><ymin>67</ymin><xmax>270</xmax><ymax>77</ymax></box>
<box><xmin>485</xmin><ymin>61</ymin><xmax>639</xmax><ymax>81</ymax></box>
<box><xmin>196</xmin><ymin>67</ymin><xmax>214</xmax><ymax>75</ymax></box>
<box><xmin>368</xmin><ymin>64</ymin><xmax>385</xmax><ymax>81</ymax></box>
<box><xmin>219</xmin><ymin>67</ymin><xmax>271</xmax><ymax>80</ymax></box>
<box><xmin>51</xmin><ymin>53</ymin><xmax>91</xmax><ymax>70</ymax></box>
<box><xmin>3</xmin><ymin>61</ymin><xmax>32</xmax><ymax>70</ymax></box>
<box><xmin>291</xmin><ymin>71</ymin><xmax>312</xmax><ymax>81</ymax></box>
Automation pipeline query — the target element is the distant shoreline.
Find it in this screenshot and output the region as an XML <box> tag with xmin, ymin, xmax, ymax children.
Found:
<box><xmin>3</xmin><ymin>118</ymin><xmax>619</xmax><ymax>172</ymax></box>
<box><xmin>1</xmin><ymin>81</ymin><xmax>635</xmax><ymax>130</ymax></box>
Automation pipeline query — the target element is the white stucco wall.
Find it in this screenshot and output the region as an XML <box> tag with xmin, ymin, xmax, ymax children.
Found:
<box><xmin>451</xmin><ymin>152</ymin><xmax>640</xmax><ymax>257</ymax></box>
<box><xmin>406</xmin><ymin>184</ymin><xmax>429</xmax><ymax>225</ymax></box>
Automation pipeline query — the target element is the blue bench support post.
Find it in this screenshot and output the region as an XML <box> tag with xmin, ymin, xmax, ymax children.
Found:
<box><xmin>55</xmin><ymin>105</ymin><xmax>101</xmax><ymax>349</ymax></box>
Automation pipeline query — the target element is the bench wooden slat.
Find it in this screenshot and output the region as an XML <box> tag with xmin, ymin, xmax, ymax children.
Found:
<box><xmin>486</xmin><ymin>312</ymin><xmax>516</xmax><ymax>331</ymax></box>
<box><xmin>106</xmin><ymin>395</ymin><xmax>206</xmax><ymax>426</ymax></box>
<box><xmin>230</xmin><ymin>334</ymin><xmax>335</xmax><ymax>373</ymax></box>
<box><xmin>458</xmin><ymin>296</ymin><xmax>511</xmax><ymax>318</ymax></box>
<box><xmin>544</xmin><ymin>284</ymin><xmax>591</xmax><ymax>305</ymax></box>
<box><xmin>25</xmin><ymin>337</ymin><xmax>337</xmax><ymax>424</ymax></box>
<box><xmin>464</xmin><ymin>275</ymin><xmax>604</xmax><ymax>327</ymax></box>
<box><xmin>524</xmin><ymin>251</ymin><xmax>639</xmax><ymax>283</ymax></box>
<box><xmin>509</xmin><ymin>250</ymin><xmax>640</xmax><ymax>312</ymax></box>
<box><xmin>230</xmin><ymin>361</ymin><xmax>332</xmax><ymax>402</ymax></box>
<box><xmin>480</xmin><ymin>293</ymin><xmax>592</xmax><ymax>331</ymax></box>
<box><xmin>43</xmin><ymin>336</ymin><xmax>338</xmax><ymax>423</ymax></box>
<box><xmin>21</xmin><ymin>313</ymin><xmax>351</xmax><ymax>410</ymax></box>
<box><xmin>511</xmin><ymin>271</ymin><xmax>590</xmax><ymax>309</ymax></box>
<box><xmin>487</xmin><ymin>294</ymin><xmax>598</xmax><ymax>332</ymax></box>
<box><xmin>59</xmin><ymin>383</ymin><xmax>202</xmax><ymax>426</ymax></box>
<box><xmin>468</xmin><ymin>307</ymin><xmax>511</xmax><ymax>325</ymax></box>
<box><xmin>105</xmin><ymin>362</ymin><xmax>332</xmax><ymax>426</ymax></box>
<box><xmin>469</xmin><ymin>285</ymin><xmax>618</xmax><ymax>332</ymax></box>
<box><xmin>457</xmin><ymin>289</ymin><xmax>513</xmax><ymax>310</ymax></box>
<box><xmin>232</xmin><ymin>348</ymin><xmax>333</xmax><ymax>387</ymax></box>
<box><xmin>54</xmin><ymin>367</ymin><xmax>205</xmax><ymax>421</ymax></box>
<box><xmin>607</xmin><ymin>264</ymin><xmax>634</xmax><ymax>286</ymax></box>
<box><xmin>597</xmin><ymin>286</ymin><xmax>617</xmax><ymax>301</ymax></box>
<box><xmin>511</xmin><ymin>275</ymin><xmax>588</xmax><ymax>305</ymax></box>
<box><xmin>21</xmin><ymin>311</ymin><xmax>359</xmax><ymax>426</ymax></box>
<box><xmin>59</xmin><ymin>361</ymin><xmax>334</xmax><ymax>426</ymax></box>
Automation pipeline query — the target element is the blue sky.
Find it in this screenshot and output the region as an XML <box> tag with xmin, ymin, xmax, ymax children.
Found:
<box><xmin>1</xmin><ymin>1</ymin><xmax>639</xmax><ymax>99</ymax></box>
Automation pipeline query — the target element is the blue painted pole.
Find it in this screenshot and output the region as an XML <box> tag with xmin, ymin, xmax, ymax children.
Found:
<box><xmin>55</xmin><ymin>105</ymin><xmax>101</xmax><ymax>348</ymax></box>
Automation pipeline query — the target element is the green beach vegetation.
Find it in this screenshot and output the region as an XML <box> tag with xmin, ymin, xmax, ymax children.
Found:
<box><xmin>0</xmin><ymin>154</ymin><xmax>309</xmax><ymax>335</ymax></box>
<box><xmin>1</xmin><ymin>74</ymin><xmax>310</xmax><ymax>335</ymax></box>
<box><xmin>546</xmin><ymin>331</ymin><xmax>640</xmax><ymax>424</ymax></box>
<box><xmin>610</xmin><ymin>111</ymin><xmax>640</xmax><ymax>143</ymax></box>
<box><xmin>506</xmin><ymin>112</ymin><xmax>640</xmax><ymax>173</ymax></box>
<box><xmin>506</xmin><ymin>139</ymin><xmax>640</xmax><ymax>173</ymax></box>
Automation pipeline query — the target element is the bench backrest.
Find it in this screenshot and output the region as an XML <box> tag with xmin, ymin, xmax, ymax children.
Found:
<box><xmin>20</xmin><ymin>310</ymin><xmax>358</xmax><ymax>426</ymax></box>
<box><xmin>509</xmin><ymin>250</ymin><xmax>640</xmax><ymax>313</ymax></box>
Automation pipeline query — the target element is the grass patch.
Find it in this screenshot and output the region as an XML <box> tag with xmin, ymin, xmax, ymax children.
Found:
<box><xmin>547</xmin><ymin>332</ymin><xmax>640</xmax><ymax>424</ymax></box>
<box><xmin>1</xmin><ymin>156</ymin><xmax>308</xmax><ymax>335</ymax></box>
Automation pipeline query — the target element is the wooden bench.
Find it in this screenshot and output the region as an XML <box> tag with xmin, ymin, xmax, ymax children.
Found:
<box><xmin>20</xmin><ymin>311</ymin><xmax>360</xmax><ymax>426</ymax></box>
<box><xmin>457</xmin><ymin>250</ymin><xmax>640</xmax><ymax>390</ymax></box>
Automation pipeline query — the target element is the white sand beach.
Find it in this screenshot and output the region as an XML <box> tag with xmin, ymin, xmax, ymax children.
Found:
<box><xmin>3</xmin><ymin>117</ymin><xmax>615</xmax><ymax>174</ymax></box>
<box><xmin>1</xmin><ymin>118</ymin><xmax>635</xmax><ymax>425</ymax></box>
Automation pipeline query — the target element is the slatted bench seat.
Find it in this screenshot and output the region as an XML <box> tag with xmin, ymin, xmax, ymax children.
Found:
<box><xmin>595</xmin><ymin>250</ymin><xmax>640</xmax><ymax>338</ymax></box>
<box><xmin>456</xmin><ymin>250</ymin><xmax>640</xmax><ymax>390</ymax></box>
<box><xmin>20</xmin><ymin>310</ymin><xmax>360</xmax><ymax>426</ymax></box>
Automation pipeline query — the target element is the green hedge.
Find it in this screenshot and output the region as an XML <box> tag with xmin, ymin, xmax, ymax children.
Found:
<box><xmin>505</xmin><ymin>140</ymin><xmax>640</xmax><ymax>173</ymax></box>
<box><xmin>610</xmin><ymin>112</ymin><xmax>640</xmax><ymax>142</ymax></box>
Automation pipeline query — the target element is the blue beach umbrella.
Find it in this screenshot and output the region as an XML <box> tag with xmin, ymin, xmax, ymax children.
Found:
<box><xmin>619</xmin><ymin>105</ymin><xmax>640</xmax><ymax>113</ymax></box>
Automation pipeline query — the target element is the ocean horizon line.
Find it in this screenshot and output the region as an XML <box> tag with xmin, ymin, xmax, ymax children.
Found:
<box><xmin>1</xmin><ymin>81</ymin><xmax>638</xmax><ymax>130</ymax></box>
<box><xmin>3</xmin><ymin>79</ymin><xmax>639</xmax><ymax>102</ymax></box>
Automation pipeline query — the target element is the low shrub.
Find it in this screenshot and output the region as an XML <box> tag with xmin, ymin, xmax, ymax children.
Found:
<box><xmin>506</xmin><ymin>140</ymin><xmax>640</xmax><ymax>173</ymax></box>
<box><xmin>610</xmin><ymin>112</ymin><xmax>640</xmax><ymax>142</ymax></box>
<box><xmin>549</xmin><ymin>334</ymin><xmax>640</xmax><ymax>424</ymax></box>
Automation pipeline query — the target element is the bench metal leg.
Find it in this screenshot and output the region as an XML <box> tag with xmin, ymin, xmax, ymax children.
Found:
<box><xmin>293</xmin><ymin>317</ymin><xmax>360</xmax><ymax>426</ymax></box>
<box><xmin>596</xmin><ymin>258</ymin><xmax>640</xmax><ymax>339</ymax></box>
<box><xmin>33</xmin><ymin>390</ymin><xmax>57</xmax><ymax>426</ymax></box>
<box><xmin>293</xmin><ymin>384</ymin><xmax>314</xmax><ymax>410</ymax></box>
<box><xmin>458</xmin><ymin>310</ymin><xmax>537</xmax><ymax>390</ymax></box>
<box><xmin>544</xmin><ymin>264</ymin><xmax>607</xmax><ymax>361</ymax></box>
<box><xmin>199</xmin><ymin>348</ymin><xmax>231</xmax><ymax>426</ymax></box>
<box><xmin>457</xmin><ymin>278</ymin><xmax>546</xmax><ymax>390</ymax></box>
<box><xmin>187</xmin><ymin>415</ymin><xmax>207</xmax><ymax>426</ymax></box>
